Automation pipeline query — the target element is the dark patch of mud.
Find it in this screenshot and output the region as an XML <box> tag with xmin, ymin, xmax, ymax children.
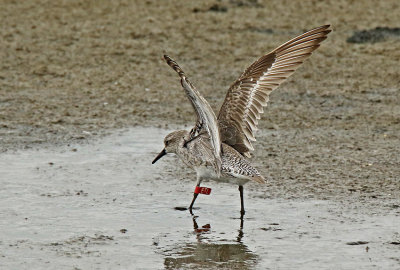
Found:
<box><xmin>347</xmin><ymin>27</ymin><xmax>400</xmax><ymax>43</ymax></box>
<box><xmin>49</xmin><ymin>234</ymin><xmax>115</xmax><ymax>258</ymax></box>
<box><xmin>346</xmin><ymin>241</ymin><xmax>369</xmax><ymax>245</ymax></box>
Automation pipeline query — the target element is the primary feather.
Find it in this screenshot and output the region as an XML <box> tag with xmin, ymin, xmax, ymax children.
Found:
<box><xmin>218</xmin><ymin>25</ymin><xmax>331</xmax><ymax>157</ymax></box>
<box><xmin>164</xmin><ymin>55</ymin><xmax>222</xmax><ymax>174</ymax></box>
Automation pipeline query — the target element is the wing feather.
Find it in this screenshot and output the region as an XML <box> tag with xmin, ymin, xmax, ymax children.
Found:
<box><xmin>218</xmin><ymin>25</ymin><xmax>331</xmax><ymax>156</ymax></box>
<box><xmin>164</xmin><ymin>55</ymin><xmax>222</xmax><ymax>174</ymax></box>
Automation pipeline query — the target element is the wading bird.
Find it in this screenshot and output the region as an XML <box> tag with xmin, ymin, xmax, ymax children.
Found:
<box><xmin>152</xmin><ymin>25</ymin><xmax>331</xmax><ymax>217</ymax></box>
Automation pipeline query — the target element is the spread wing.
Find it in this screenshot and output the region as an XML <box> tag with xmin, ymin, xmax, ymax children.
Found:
<box><xmin>164</xmin><ymin>55</ymin><xmax>222</xmax><ymax>174</ymax></box>
<box><xmin>218</xmin><ymin>25</ymin><xmax>331</xmax><ymax>157</ymax></box>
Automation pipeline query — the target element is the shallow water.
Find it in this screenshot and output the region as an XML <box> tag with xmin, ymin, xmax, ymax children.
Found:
<box><xmin>0</xmin><ymin>127</ymin><xmax>399</xmax><ymax>269</ymax></box>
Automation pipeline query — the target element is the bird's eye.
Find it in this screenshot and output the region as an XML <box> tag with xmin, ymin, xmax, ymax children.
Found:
<box><xmin>165</xmin><ymin>140</ymin><xmax>169</xmax><ymax>146</ymax></box>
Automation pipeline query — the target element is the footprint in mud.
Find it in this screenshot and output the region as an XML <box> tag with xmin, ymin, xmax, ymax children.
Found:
<box><xmin>260</xmin><ymin>227</ymin><xmax>283</xmax><ymax>231</ymax></box>
<box><xmin>48</xmin><ymin>234</ymin><xmax>114</xmax><ymax>258</ymax></box>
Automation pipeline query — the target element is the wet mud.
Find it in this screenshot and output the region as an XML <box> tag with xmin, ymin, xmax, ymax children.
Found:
<box><xmin>1</xmin><ymin>127</ymin><xmax>399</xmax><ymax>269</ymax></box>
<box><xmin>0</xmin><ymin>0</ymin><xmax>400</xmax><ymax>269</ymax></box>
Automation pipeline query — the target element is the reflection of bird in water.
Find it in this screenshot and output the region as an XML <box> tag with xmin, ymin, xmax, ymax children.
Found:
<box><xmin>152</xmin><ymin>25</ymin><xmax>331</xmax><ymax>216</ymax></box>
<box><xmin>163</xmin><ymin>217</ymin><xmax>256</xmax><ymax>269</ymax></box>
<box><xmin>192</xmin><ymin>215</ymin><xmax>244</xmax><ymax>243</ymax></box>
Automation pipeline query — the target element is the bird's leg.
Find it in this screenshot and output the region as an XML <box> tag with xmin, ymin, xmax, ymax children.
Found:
<box><xmin>189</xmin><ymin>177</ymin><xmax>202</xmax><ymax>215</ymax></box>
<box><xmin>239</xmin><ymin>185</ymin><xmax>245</xmax><ymax>217</ymax></box>
<box><xmin>189</xmin><ymin>192</ymin><xmax>199</xmax><ymax>215</ymax></box>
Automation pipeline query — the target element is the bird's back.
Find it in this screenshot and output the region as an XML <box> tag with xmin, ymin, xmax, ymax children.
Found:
<box><xmin>221</xmin><ymin>144</ymin><xmax>265</xmax><ymax>184</ymax></box>
<box><xmin>177</xmin><ymin>134</ymin><xmax>265</xmax><ymax>184</ymax></box>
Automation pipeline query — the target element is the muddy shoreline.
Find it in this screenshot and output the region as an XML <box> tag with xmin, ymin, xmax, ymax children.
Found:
<box><xmin>0</xmin><ymin>0</ymin><xmax>399</xmax><ymax>268</ymax></box>
<box><xmin>1</xmin><ymin>127</ymin><xmax>399</xmax><ymax>269</ymax></box>
<box><xmin>1</xmin><ymin>0</ymin><xmax>399</xmax><ymax>152</ymax></box>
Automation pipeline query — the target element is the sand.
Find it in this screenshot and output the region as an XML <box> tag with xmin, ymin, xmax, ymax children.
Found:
<box><xmin>0</xmin><ymin>0</ymin><xmax>399</xmax><ymax>268</ymax></box>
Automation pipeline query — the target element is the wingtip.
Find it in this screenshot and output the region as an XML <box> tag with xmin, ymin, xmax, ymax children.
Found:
<box><xmin>163</xmin><ymin>54</ymin><xmax>173</xmax><ymax>64</ymax></box>
<box><xmin>163</xmin><ymin>54</ymin><xmax>186</xmax><ymax>78</ymax></box>
<box><xmin>323</xmin><ymin>25</ymin><xmax>332</xmax><ymax>33</ymax></box>
<box><xmin>311</xmin><ymin>24</ymin><xmax>332</xmax><ymax>34</ymax></box>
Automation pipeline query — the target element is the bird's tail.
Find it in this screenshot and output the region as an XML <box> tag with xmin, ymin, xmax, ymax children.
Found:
<box><xmin>252</xmin><ymin>175</ymin><xmax>266</xmax><ymax>184</ymax></box>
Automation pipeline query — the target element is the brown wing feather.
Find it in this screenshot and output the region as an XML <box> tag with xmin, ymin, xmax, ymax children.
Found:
<box><xmin>218</xmin><ymin>25</ymin><xmax>331</xmax><ymax>157</ymax></box>
<box><xmin>164</xmin><ymin>55</ymin><xmax>222</xmax><ymax>174</ymax></box>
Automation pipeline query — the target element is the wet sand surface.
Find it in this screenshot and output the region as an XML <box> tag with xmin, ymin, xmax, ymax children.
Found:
<box><xmin>1</xmin><ymin>0</ymin><xmax>400</xmax><ymax>268</ymax></box>
<box><xmin>1</xmin><ymin>127</ymin><xmax>399</xmax><ymax>269</ymax></box>
<box><xmin>1</xmin><ymin>0</ymin><xmax>399</xmax><ymax>151</ymax></box>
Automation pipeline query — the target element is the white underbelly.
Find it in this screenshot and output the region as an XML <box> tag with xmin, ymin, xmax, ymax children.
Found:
<box><xmin>195</xmin><ymin>166</ymin><xmax>251</xmax><ymax>186</ymax></box>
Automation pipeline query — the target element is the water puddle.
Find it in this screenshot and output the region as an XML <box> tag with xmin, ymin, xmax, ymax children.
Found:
<box><xmin>0</xmin><ymin>127</ymin><xmax>399</xmax><ymax>269</ymax></box>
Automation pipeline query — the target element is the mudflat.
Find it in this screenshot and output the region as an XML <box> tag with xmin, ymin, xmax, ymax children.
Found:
<box><xmin>0</xmin><ymin>0</ymin><xmax>399</xmax><ymax>269</ymax></box>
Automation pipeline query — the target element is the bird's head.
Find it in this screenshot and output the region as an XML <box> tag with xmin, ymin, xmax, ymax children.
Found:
<box><xmin>152</xmin><ymin>130</ymin><xmax>189</xmax><ymax>164</ymax></box>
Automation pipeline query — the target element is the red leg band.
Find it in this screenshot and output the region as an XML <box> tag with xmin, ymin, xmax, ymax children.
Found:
<box><xmin>194</xmin><ymin>186</ymin><xmax>212</xmax><ymax>195</ymax></box>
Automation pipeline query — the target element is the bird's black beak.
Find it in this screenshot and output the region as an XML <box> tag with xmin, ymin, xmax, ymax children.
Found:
<box><xmin>152</xmin><ymin>149</ymin><xmax>167</xmax><ymax>164</ymax></box>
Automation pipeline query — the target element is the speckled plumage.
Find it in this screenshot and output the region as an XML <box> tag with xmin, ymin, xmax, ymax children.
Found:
<box><xmin>153</xmin><ymin>25</ymin><xmax>331</xmax><ymax>214</ymax></box>
<box><xmin>170</xmin><ymin>131</ymin><xmax>265</xmax><ymax>185</ymax></box>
